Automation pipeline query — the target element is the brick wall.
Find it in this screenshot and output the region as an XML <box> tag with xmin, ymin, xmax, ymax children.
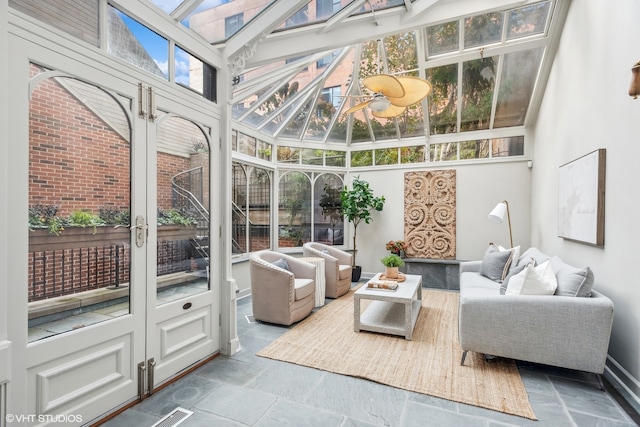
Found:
<box><xmin>29</xmin><ymin>66</ymin><xmax>131</xmax><ymax>215</ymax></box>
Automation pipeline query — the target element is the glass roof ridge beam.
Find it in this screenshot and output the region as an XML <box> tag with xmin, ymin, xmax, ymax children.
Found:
<box><xmin>170</xmin><ymin>0</ymin><xmax>202</xmax><ymax>22</ymax></box>
<box><xmin>321</xmin><ymin>0</ymin><xmax>369</xmax><ymax>33</ymax></box>
<box><xmin>224</xmin><ymin>0</ymin><xmax>310</xmax><ymax>66</ymax></box>
<box><xmin>246</xmin><ymin>8</ymin><xmax>412</xmax><ymax>69</ymax></box>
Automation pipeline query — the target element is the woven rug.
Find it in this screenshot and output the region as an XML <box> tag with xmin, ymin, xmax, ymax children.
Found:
<box><xmin>257</xmin><ymin>287</ymin><xmax>537</xmax><ymax>420</ymax></box>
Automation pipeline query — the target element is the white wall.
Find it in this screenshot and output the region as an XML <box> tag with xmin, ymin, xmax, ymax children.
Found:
<box><xmin>0</xmin><ymin>0</ymin><xmax>10</xmax><ymax>388</ymax></box>
<box><xmin>531</xmin><ymin>0</ymin><xmax>640</xmax><ymax>402</ymax></box>
<box><xmin>348</xmin><ymin>160</ymin><xmax>532</xmax><ymax>276</ymax></box>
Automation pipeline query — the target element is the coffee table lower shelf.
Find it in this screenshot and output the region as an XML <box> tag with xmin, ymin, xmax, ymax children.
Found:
<box><xmin>356</xmin><ymin>299</ymin><xmax>422</xmax><ymax>340</ymax></box>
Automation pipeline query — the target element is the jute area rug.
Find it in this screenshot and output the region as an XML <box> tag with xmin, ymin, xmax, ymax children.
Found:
<box><xmin>257</xmin><ymin>287</ymin><xmax>537</xmax><ymax>420</ymax></box>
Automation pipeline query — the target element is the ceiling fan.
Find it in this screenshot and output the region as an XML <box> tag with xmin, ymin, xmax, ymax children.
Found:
<box><xmin>344</xmin><ymin>73</ymin><xmax>432</xmax><ymax>118</ymax></box>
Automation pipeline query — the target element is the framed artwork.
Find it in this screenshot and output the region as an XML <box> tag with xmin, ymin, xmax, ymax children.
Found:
<box><xmin>558</xmin><ymin>149</ymin><xmax>606</xmax><ymax>246</ymax></box>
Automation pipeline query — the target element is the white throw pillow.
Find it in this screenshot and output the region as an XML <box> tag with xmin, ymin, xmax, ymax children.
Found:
<box><xmin>505</xmin><ymin>260</ymin><xmax>558</xmax><ymax>296</ymax></box>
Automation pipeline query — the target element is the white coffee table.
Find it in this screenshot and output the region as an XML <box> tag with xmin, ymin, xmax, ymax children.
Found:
<box><xmin>354</xmin><ymin>273</ymin><xmax>422</xmax><ymax>340</ymax></box>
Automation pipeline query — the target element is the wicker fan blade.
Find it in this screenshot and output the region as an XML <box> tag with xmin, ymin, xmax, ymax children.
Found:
<box><xmin>387</xmin><ymin>76</ymin><xmax>432</xmax><ymax>107</ymax></box>
<box><xmin>362</xmin><ymin>74</ymin><xmax>405</xmax><ymax>98</ymax></box>
<box><xmin>371</xmin><ymin>104</ymin><xmax>406</xmax><ymax>118</ymax></box>
<box><xmin>344</xmin><ymin>100</ymin><xmax>371</xmax><ymax>115</ymax></box>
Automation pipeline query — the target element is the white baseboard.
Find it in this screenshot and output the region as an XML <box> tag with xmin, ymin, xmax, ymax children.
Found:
<box><xmin>605</xmin><ymin>355</ymin><xmax>640</xmax><ymax>414</ymax></box>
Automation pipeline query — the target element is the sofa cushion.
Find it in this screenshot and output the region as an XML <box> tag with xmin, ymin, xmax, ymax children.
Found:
<box><xmin>294</xmin><ymin>278</ymin><xmax>315</xmax><ymax>300</ymax></box>
<box><xmin>338</xmin><ymin>264</ymin><xmax>352</xmax><ymax>280</ymax></box>
<box><xmin>550</xmin><ymin>256</ymin><xmax>594</xmax><ymax>297</ymax></box>
<box><xmin>505</xmin><ymin>260</ymin><xmax>557</xmax><ymax>295</ymax></box>
<box><xmin>479</xmin><ymin>244</ymin><xmax>514</xmax><ymax>282</ymax></box>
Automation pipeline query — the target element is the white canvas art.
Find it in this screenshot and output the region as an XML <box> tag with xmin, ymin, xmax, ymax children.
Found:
<box><xmin>558</xmin><ymin>149</ymin><xmax>605</xmax><ymax>246</ymax></box>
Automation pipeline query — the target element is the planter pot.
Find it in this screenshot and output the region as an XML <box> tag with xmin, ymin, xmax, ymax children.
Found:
<box><xmin>29</xmin><ymin>225</ymin><xmax>197</xmax><ymax>251</ymax></box>
<box><xmin>384</xmin><ymin>266</ymin><xmax>399</xmax><ymax>279</ymax></box>
<box><xmin>351</xmin><ymin>266</ymin><xmax>362</xmax><ymax>282</ymax></box>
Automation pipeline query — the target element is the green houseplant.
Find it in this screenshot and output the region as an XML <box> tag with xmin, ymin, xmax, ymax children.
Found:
<box><xmin>340</xmin><ymin>176</ymin><xmax>385</xmax><ymax>281</ymax></box>
<box><xmin>381</xmin><ymin>254</ymin><xmax>404</xmax><ymax>279</ymax></box>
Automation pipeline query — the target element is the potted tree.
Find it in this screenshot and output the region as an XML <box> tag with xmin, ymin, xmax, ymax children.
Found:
<box><xmin>340</xmin><ymin>176</ymin><xmax>385</xmax><ymax>281</ymax></box>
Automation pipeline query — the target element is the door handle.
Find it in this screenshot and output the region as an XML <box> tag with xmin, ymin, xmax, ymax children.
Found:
<box><xmin>115</xmin><ymin>215</ymin><xmax>148</xmax><ymax>247</ymax></box>
<box><xmin>131</xmin><ymin>215</ymin><xmax>148</xmax><ymax>248</ymax></box>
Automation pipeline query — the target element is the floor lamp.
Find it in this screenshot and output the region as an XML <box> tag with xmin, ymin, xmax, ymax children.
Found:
<box><xmin>488</xmin><ymin>200</ymin><xmax>513</xmax><ymax>248</ymax></box>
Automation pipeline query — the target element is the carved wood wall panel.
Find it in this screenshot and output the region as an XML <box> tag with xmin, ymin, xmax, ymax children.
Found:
<box><xmin>404</xmin><ymin>170</ymin><xmax>456</xmax><ymax>259</ymax></box>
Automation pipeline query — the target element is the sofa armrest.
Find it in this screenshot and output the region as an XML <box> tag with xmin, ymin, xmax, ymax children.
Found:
<box><xmin>459</xmin><ymin>290</ymin><xmax>614</xmax><ymax>373</ymax></box>
<box><xmin>249</xmin><ymin>258</ymin><xmax>296</xmax><ymax>303</ymax></box>
<box><xmin>326</xmin><ymin>247</ymin><xmax>352</xmax><ymax>267</ymax></box>
<box><xmin>459</xmin><ymin>260</ymin><xmax>482</xmax><ymax>274</ymax></box>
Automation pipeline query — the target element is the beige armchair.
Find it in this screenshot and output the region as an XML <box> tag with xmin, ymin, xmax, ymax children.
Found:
<box><xmin>249</xmin><ymin>250</ymin><xmax>316</xmax><ymax>326</ymax></box>
<box><xmin>302</xmin><ymin>242</ymin><xmax>353</xmax><ymax>298</ymax></box>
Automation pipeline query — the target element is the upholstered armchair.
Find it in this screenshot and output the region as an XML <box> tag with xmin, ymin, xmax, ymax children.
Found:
<box><xmin>302</xmin><ymin>242</ymin><xmax>353</xmax><ymax>298</ymax></box>
<box><xmin>249</xmin><ymin>250</ymin><xmax>316</xmax><ymax>326</ymax></box>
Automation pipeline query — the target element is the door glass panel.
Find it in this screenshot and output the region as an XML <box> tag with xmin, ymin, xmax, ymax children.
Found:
<box><xmin>278</xmin><ymin>171</ymin><xmax>311</xmax><ymax>248</ymax></box>
<box><xmin>28</xmin><ymin>64</ymin><xmax>132</xmax><ymax>342</ymax></box>
<box><xmin>156</xmin><ymin>116</ymin><xmax>210</xmax><ymax>305</ymax></box>
<box><xmin>315</xmin><ymin>174</ymin><xmax>344</xmax><ymax>246</ymax></box>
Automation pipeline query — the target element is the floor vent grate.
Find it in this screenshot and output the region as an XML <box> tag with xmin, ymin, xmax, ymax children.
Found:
<box><xmin>150</xmin><ymin>407</ymin><xmax>193</xmax><ymax>427</ymax></box>
<box><xmin>245</xmin><ymin>314</ymin><xmax>256</xmax><ymax>323</ymax></box>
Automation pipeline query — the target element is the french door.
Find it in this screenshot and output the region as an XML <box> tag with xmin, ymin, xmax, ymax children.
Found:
<box><xmin>7</xmin><ymin>31</ymin><xmax>220</xmax><ymax>425</ymax></box>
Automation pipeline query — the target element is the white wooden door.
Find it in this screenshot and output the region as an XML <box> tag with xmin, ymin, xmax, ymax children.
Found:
<box><xmin>7</xmin><ymin>26</ymin><xmax>219</xmax><ymax>426</ymax></box>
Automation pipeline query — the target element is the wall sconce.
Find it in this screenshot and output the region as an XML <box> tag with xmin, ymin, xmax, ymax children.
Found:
<box><xmin>629</xmin><ymin>60</ymin><xmax>640</xmax><ymax>99</ymax></box>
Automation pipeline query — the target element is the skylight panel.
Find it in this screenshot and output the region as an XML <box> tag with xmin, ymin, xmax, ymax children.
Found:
<box><xmin>426</xmin><ymin>20</ymin><xmax>459</xmax><ymax>57</ymax></box>
<box><xmin>107</xmin><ymin>6</ymin><xmax>168</xmax><ymax>80</ymax></box>
<box><xmin>494</xmin><ymin>48</ymin><xmax>544</xmax><ymax>128</ymax></box>
<box><xmin>506</xmin><ymin>1</ymin><xmax>551</xmax><ymax>40</ymax></box>
<box><xmin>186</xmin><ymin>0</ymin><xmax>277</xmax><ymax>44</ymax></box>
<box><xmin>460</xmin><ymin>57</ymin><xmax>497</xmax><ymax>131</ymax></box>
<box><xmin>464</xmin><ymin>11</ymin><xmax>504</xmax><ymax>49</ymax></box>
<box><xmin>427</xmin><ymin>63</ymin><xmax>458</xmax><ymax>135</ymax></box>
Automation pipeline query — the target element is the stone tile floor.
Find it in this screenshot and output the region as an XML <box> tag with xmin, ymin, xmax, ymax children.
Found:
<box><xmin>101</xmin><ymin>289</ymin><xmax>639</xmax><ymax>427</ymax></box>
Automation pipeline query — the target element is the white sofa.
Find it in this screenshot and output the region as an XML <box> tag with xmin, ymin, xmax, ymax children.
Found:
<box><xmin>458</xmin><ymin>247</ymin><xmax>614</xmax><ymax>381</ymax></box>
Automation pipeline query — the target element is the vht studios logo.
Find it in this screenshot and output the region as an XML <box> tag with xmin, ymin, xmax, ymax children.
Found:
<box><xmin>6</xmin><ymin>414</ymin><xmax>83</xmax><ymax>424</ymax></box>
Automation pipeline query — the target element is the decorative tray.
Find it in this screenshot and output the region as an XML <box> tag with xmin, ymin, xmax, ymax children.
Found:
<box><xmin>378</xmin><ymin>272</ymin><xmax>406</xmax><ymax>282</ymax></box>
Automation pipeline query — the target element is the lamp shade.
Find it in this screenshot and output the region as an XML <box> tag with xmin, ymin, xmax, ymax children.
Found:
<box><xmin>488</xmin><ymin>202</ymin><xmax>507</xmax><ymax>223</ymax></box>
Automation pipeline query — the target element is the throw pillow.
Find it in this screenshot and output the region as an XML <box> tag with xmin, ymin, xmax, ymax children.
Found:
<box><xmin>479</xmin><ymin>244</ymin><xmax>514</xmax><ymax>282</ymax></box>
<box><xmin>272</xmin><ymin>257</ymin><xmax>290</xmax><ymax>271</ymax></box>
<box><xmin>550</xmin><ymin>256</ymin><xmax>594</xmax><ymax>297</ymax></box>
<box><xmin>516</xmin><ymin>247</ymin><xmax>550</xmax><ymax>268</ymax></box>
<box><xmin>500</xmin><ymin>257</ymin><xmax>534</xmax><ymax>295</ymax></box>
<box><xmin>505</xmin><ymin>260</ymin><xmax>558</xmax><ymax>295</ymax></box>
<box><xmin>498</xmin><ymin>245</ymin><xmax>521</xmax><ymax>275</ymax></box>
